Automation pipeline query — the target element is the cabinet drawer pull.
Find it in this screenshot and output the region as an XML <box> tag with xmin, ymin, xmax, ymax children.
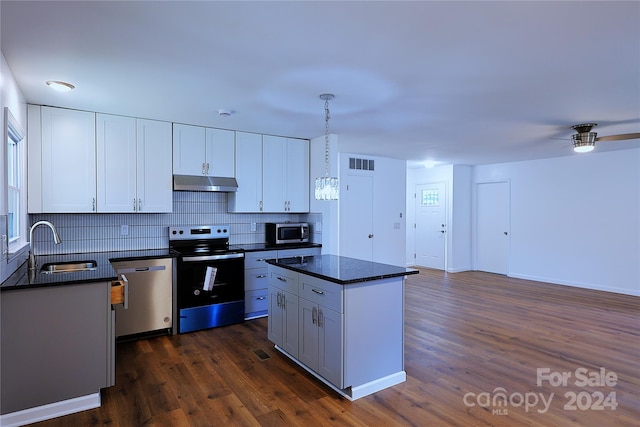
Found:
<box><xmin>256</xmin><ymin>274</ymin><xmax>267</xmax><ymax>279</ymax></box>
<box><xmin>311</xmin><ymin>288</ymin><xmax>324</xmax><ymax>295</ymax></box>
<box><xmin>277</xmin><ymin>276</ymin><xmax>287</xmax><ymax>282</ymax></box>
<box><xmin>256</xmin><ymin>296</ymin><xmax>267</xmax><ymax>301</ymax></box>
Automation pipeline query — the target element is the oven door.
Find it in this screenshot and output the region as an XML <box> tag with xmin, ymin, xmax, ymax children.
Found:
<box><xmin>176</xmin><ymin>252</ymin><xmax>245</xmax><ymax>333</ymax></box>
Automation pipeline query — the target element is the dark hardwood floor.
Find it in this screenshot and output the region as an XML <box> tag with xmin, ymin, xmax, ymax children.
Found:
<box><xmin>31</xmin><ymin>269</ymin><xmax>639</xmax><ymax>426</ymax></box>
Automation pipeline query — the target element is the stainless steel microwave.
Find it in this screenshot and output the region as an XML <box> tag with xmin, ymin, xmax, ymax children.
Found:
<box><xmin>266</xmin><ymin>222</ymin><xmax>309</xmax><ymax>245</ymax></box>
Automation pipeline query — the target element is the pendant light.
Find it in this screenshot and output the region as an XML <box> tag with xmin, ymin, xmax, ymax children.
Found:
<box><xmin>315</xmin><ymin>94</ymin><xmax>339</xmax><ymax>200</ymax></box>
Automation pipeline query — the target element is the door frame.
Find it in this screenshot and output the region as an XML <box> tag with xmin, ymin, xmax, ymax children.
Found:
<box><xmin>473</xmin><ymin>180</ymin><xmax>511</xmax><ymax>274</ymax></box>
<box><xmin>413</xmin><ymin>180</ymin><xmax>448</xmax><ymax>270</ymax></box>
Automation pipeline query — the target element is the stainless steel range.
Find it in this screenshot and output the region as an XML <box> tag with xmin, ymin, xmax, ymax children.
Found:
<box><xmin>169</xmin><ymin>225</ymin><xmax>245</xmax><ymax>333</ymax></box>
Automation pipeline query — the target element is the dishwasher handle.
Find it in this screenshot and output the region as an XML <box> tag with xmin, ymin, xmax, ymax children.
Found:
<box><xmin>120</xmin><ymin>274</ymin><xmax>129</xmax><ymax>310</ymax></box>
<box><xmin>116</xmin><ymin>265</ymin><xmax>166</xmax><ymax>274</ymax></box>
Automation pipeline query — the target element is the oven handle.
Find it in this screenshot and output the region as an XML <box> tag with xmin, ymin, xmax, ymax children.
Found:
<box><xmin>182</xmin><ymin>253</ymin><xmax>245</xmax><ymax>262</ymax></box>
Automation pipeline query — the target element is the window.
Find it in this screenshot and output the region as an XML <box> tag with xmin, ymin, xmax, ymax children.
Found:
<box><xmin>421</xmin><ymin>189</ymin><xmax>440</xmax><ymax>207</ymax></box>
<box><xmin>5</xmin><ymin>107</ymin><xmax>25</xmax><ymax>248</ymax></box>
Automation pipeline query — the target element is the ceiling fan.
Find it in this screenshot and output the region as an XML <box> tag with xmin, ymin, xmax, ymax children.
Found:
<box><xmin>567</xmin><ymin>123</ymin><xmax>640</xmax><ymax>153</ymax></box>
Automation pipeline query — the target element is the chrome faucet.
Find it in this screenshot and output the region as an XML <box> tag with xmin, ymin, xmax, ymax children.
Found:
<box><xmin>28</xmin><ymin>220</ymin><xmax>62</xmax><ymax>270</ymax></box>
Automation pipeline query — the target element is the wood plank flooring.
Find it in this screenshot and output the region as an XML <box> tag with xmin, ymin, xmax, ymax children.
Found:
<box><xmin>31</xmin><ymin>269</ymin><xmax>639</xmax><ymax>426</ymax></box>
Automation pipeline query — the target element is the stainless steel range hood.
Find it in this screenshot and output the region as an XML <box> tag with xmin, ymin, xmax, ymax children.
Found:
<box><xmin>173</xmin><ymin>175</ymin><xmax>238</xmax><ymax>192</ymax></box>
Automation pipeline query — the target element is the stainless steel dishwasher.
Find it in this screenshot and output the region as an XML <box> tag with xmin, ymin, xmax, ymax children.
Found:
<box><xmin>111</xmin><ymin>258</ymin><xmax>174</xmax><ymax>338</ymax></box>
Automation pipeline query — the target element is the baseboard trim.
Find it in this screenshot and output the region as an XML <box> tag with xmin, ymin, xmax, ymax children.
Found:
<box><xmin>274</xmin><ymin>345</ymin><xmax>406</xmax><ymax>401</ymax></box>
<box><xmin>508</xmin><ymin>273</ymin><xmax>640</xmax><ymax>297</ymax></box>
<box><xmin>0</xmin><ymin>393</ymin><xmax>101</xmax><ymax>427</ymax></box>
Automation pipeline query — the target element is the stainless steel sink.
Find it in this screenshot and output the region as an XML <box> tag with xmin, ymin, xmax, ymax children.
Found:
<box><xmin>40</xmin><ymin>260</ymin><xmax>98</xmax><ymax>274</ymax></box>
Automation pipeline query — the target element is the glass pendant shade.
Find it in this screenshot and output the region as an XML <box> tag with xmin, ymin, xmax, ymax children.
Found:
<box><xmin>315</xmin><ymin>176</ymin><xmax>339</xmax><ymax>200</ymax></box>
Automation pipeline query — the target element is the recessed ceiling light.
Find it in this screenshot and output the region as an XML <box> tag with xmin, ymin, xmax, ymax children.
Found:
<box><xmin>45</xmin><ymin>80</ymin><xmax>75</xmax><ymax>92</ymax></box>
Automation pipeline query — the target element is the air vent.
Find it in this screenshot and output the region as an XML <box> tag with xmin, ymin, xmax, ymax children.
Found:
<box><xmin>349</xmin><ymin>157</ymin><xmax>375</xmax><ymax>171</ymax></box>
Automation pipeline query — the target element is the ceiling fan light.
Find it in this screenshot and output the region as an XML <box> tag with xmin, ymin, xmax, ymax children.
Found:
<box><xmin>572</xmin><ymin>132</ymin><xmax>596</xmax><ymax>153</ymax></box>
<box><xmin>45</xmin><ymin>80</ymin><xmax>75</xmax><ymax>92</ymax></box>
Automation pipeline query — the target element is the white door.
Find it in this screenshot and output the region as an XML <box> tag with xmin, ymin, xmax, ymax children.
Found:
<box><xmin>476</xmin><ymin>181</ymin><xmax>510</xmax><ymax>274</ymax></box>
<box><xmin>414</xmin><ymin>182</ymin><xmax>447</xmax><ymax>270</ymax></box>
<box><xmin>341</xmin><ymin>174</ymin><xmax>374</xmax><ymax>261</ymax></box>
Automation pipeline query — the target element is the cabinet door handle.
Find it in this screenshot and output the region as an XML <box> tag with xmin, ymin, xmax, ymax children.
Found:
<box><xmin>311</xmin><ymin>288</ymin><xmax>324</xmax><ymax>295</ymax></box>
<box><xmin>133</xmin><ymin>198</ymin><xmax>137</xmax><ymax>211</ymax></box>
<box><xmin>138</xmin><ymin>198</ymin><xmax>142</xmax><ymax>212</ymax></box>
<box><xmin>318</xmin><ymin>309</ymin><xmax>324</xmax><ymax>328</ymax></box>
<box><xmin>312</xmin><ymin>306</ymin><xmax>317</xmax><ymax>325</ymax></box>
<box><xmin>276</xmin><ymin>291</ymin><xmax>282</xmax><ymax>308</ymax></box>
<box><xmin>92</xmin><ymin>198</ymin><xmax>96</xmax><ymax>211</ymax></box>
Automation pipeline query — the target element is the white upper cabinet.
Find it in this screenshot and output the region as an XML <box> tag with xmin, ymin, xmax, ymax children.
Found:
<box><xmin>96</xmin><ymin>113</ymin><xmax>137</xmax><ymax>213</ymax></box>
<box><xmin>96</xmin><ymin>115</ymin><xmax>173</xmax><ymax>213</ymax></box>
<box><xmin>228</xmin><ymin>132</ymin><xmax>263</xmax><ymax>212</ymax></box>
<box><xmin>206</xmin><ymin>127</ymin><xmax>235</xmax><ymax>178</ymax></box>
<box><xmin>29</xmin><ymin>105</ymin><xmax>97</xmax><ymax>213</ymax></box>
<box><xmin>173</xmin><ymin>123</ymin><xmax>235</xmax><ymax>177</ymax></box>
<box><xmin>29</xmin><ymin>107</ymin><xmax>172</xmax><ymax>214</ymax></box>
<box><xmin>262</xmin><ymin>135</ymin><xmax>309</xmax><ymax>213</ymax></box>
<box><xmin>135</xmin><ymin>119</ymin><xmax>173</xmax><ymax>212</ymax></box>
<box><xmin>172</xmin><ymin>124</ymin><xmax>206</xmax><ymax>175</ymax></box>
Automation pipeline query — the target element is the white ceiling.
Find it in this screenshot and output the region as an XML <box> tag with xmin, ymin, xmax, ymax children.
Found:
<box><xmin>2</xmin><ymin>1</ymin><xmax>639</xmax><ymax>167</ymax></box>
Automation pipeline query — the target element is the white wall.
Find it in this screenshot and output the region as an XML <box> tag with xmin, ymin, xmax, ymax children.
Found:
<box><xmin>474</xmin><ymin>149</ymin><xmax>640</xmax><ymax>296</ymax></box>
<box><xmin>0</xmin><ymin>51</ymin><xmax>28</xmax><ymax>282</ymax></box>
<box><xmin>1</xmin><ymin>51</ymin><xmax>27</xmax><ymax>214</ymax></box>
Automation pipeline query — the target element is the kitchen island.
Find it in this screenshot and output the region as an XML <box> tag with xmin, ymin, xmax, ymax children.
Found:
<box><xmin>266</xmin><ymin>255</ymin><xmax>417</xmax><ymax>400</ymax></box>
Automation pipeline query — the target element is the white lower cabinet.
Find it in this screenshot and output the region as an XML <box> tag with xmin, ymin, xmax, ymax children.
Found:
<box><xmin>267</xmin><ymin>266</ymin><xmax>299</xmax><ymax>357</ymax></box>
<box><xmin>267</xmin><ymin>263</ymin><xmax>405</xmax><ymax>400</ymax></box>
<box><xmin>299</xmin><ymin>297</ymin><xmax>344</xmax><ymax>388</ymax></box>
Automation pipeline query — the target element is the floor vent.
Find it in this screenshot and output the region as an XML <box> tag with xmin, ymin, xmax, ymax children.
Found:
<box><xmin>252</xmin><ymin>348</ymin><xmax>271</xmax><ymax>361</ymax></box>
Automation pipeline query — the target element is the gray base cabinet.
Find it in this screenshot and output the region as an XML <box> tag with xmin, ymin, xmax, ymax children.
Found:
<box><xmin>0</xmin><ymin>281</ymin><xmax>113</xmax><ymax>414</ymax></box>
<box><xmin>245</xmin><ymin>247</ymin><xmax>320</xmax><ymax>319</ymax></box>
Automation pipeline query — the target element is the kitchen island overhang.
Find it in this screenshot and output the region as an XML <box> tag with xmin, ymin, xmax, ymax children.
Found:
<box><xmin>266</xmin><ymin>255</ymin><xmax>418</xmax><ymax>400</ymax></box>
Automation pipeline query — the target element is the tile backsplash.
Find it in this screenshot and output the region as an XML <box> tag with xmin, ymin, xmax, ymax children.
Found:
<box><xmin>30</xmin><ymin>192</ymin><xmax>322</xmax><ymax>255</ymax></box>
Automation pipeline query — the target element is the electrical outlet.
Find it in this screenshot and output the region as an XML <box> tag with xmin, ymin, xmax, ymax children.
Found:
<box><xmin>120</xmin><ymin>225</ymin><xmax>129</xmax><ymax>236</ymax></box>
<box><xmin>251</xmin><ymin>222</ymin><xmax>257</xmax><ymax>232</ymax></box>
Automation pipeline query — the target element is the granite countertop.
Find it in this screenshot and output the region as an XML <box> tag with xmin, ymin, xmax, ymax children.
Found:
<box><xmin>266</xmin><ymin>254</ymin><xmax>418</xmax><ymax>285</ymax></box>
<box><xmin>235</xmin><ymin>242</ymin><xmax>322</xmax><ymax>252</ymax></box>
<box><xmin>1</xmin><ymin>249</ymin><xmax>177</xmax><ymax>291</ymax></box>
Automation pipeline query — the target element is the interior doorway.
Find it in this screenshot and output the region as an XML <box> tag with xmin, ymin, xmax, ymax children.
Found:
<box><xmin>414</xmin><ymin>182</ymin><xmax>447</xmax><ymax>270</ymax></box>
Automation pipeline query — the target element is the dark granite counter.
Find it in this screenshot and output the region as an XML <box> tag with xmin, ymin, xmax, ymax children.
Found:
<box><xmin>1</xmin><ymin>249</ymin><xmax>177</xmax><ymax>291</ymax></box>
<box><xmin>236</xmin><ymin>242</ymin><xmax>322</xmax><ymax>252</ymax></box>
<box><xmin>266</xmin><ymin>254</ymin><xmax>418</xmax><ymax>285</ymax></box>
